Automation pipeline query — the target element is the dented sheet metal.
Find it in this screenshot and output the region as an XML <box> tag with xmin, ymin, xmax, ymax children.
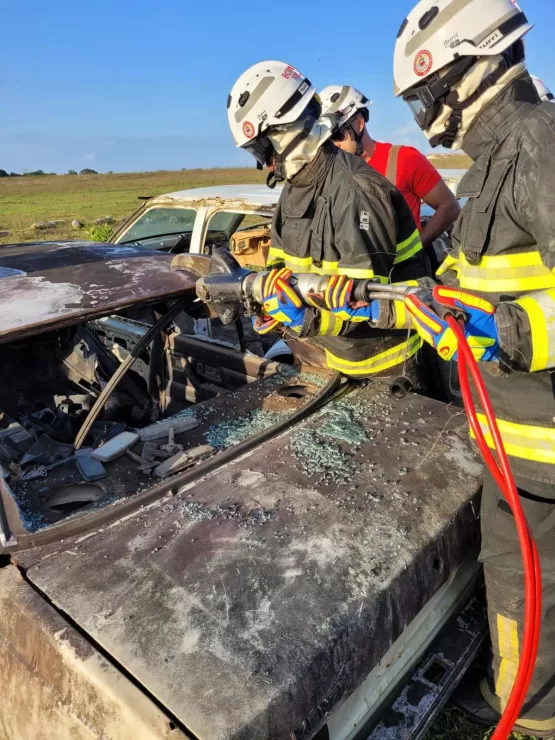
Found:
<box><xmin>0</xmin><ymin>565</ymin><xmax>190</xmax><ymax>739</ymax></box>
<box><xmin>24</xmin><ymin>384</ymin><xmax>482</xmax><ymax>740</ymax></box>
<box><xmin>0</xmin><ymin>241</ymin><xmax>196</xmax><ymax>343</ymax></box>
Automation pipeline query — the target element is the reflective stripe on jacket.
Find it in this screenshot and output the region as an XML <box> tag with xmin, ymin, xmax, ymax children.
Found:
<box><xmin>440</xmin><ymin>73</ymin><xmax>555</xmax><ymax>484</ymax></box>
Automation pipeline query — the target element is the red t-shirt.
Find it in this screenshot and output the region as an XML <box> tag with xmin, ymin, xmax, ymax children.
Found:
<box><xmin>367</xmin><ymin>142</ymin><xmax>442</xmax><ymax>230</ymax></box>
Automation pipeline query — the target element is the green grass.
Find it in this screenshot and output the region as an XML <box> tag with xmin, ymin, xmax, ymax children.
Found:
<box><xmin>0</xmin><ymin>168</ymin><xmax>266</xmax><ymax>244</ymax></box>
<box><xmin>424</xmin><ymin>706</ymin><xmax>538</xmax><ymax>739</ymax></box>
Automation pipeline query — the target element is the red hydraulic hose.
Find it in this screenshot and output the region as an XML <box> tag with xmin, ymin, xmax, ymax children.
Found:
<box><xmin>446</xmin><ymin>315</ymin><xmax>541</xmax><ymax>739</ymax></box>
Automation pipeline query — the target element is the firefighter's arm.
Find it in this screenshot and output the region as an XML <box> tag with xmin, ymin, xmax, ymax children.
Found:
<box><xmin>495</xmin><ymin>151</ymin><xmax>555</xmax><ymax>372</ymax></box>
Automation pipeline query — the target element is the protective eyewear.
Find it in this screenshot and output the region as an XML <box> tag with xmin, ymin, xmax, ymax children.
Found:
<box><xmin>404</xmin><ymin>87</ymin><xmax>442</xmax><ymax>131</ymax></box>
<box><xmin>242</xmin><ymin>137</ymin><xmax>275</xmax><ymax>170</ymax></box>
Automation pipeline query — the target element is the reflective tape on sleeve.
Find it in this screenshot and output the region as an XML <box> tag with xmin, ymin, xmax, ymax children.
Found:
<box><xmin>471</xmin><ymin>414</ymin><xmax>555</xmax><ymax>465</ymax></box>
<box><xmin>514</xmin><ymin>288</ymin><xmax>555</xmax><ymax>372</ymax></box>
<box><xmin>439</xmin><ymin>251</ymin><xmax>555</xmax><ymax>294</ymax></box>
<box><xmin>393</xmin><ymin>230</ymin><xmax>423</xmax><ymax>265</ymax></box>
<box><xmin>318</xmin><ymin>310</ymin><xmax>343</xmax><ymax>336</ymax></box>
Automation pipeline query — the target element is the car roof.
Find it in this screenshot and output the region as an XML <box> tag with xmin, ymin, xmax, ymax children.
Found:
<box><xmin>149</xmin><ymin>184</ymin><xmax>282</xmax><ymax>210</ymax></box>
<box><xmin>0</xmin><ymin>241</ymin><xmax>196</xmax><ymax>343</ymax></box>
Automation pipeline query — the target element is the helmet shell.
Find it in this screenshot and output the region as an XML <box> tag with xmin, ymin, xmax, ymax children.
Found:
<box><xmin>228</xmin><ymin>61</ymin><xmax>316</xmax><ymax>148</ymax></box>
<box><xmin>394</xmin><ymin>0</ymin><xmax>534</xmax><ymax>97</ymax></box>
<box><xmin>319</xmin><ymin>85</ymin><xmax>372</xmax><ymax>131</ymax></box>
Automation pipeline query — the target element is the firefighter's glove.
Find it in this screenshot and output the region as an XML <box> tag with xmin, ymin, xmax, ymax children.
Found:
<box><xmin>405</xmin><ymin>286</ymin><xmax>499</xmax><ymax>362</ymax></box>
<box><xmin>252</xmin><ymin>268</ymin><xmax>306</xmax><ymax>334</ymax></box>
<box><xmin>324</xmin><ymin>275</ymin><xmax>375</xmax><ymax>323</ymax></box>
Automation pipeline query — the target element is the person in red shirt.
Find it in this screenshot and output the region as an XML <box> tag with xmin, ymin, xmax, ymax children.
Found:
<box><xmin>320</xmin><ymin>85</ymin><xmax>460</xmax><ymax>265</ymax></box>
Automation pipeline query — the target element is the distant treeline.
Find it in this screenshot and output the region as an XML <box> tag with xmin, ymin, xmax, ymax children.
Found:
<box><xmin>0</xmin><ymin>168</ymin><xmax>99</xmax><ymax>177</ymax></box>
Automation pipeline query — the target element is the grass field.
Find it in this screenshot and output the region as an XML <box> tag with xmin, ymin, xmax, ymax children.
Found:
<box><xmin>0</xmin><ymin>154</ymin><xmax>471</xmax><ymax>246</ymax></box>
<box><xmin>0</xmin><ymin>168</ymin><xmax>266</xmax><ymax>244</ymax></box>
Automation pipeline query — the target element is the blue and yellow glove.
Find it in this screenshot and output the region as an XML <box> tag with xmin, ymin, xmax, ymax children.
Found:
<box><xmin>405</xmin><ymin>286</ymin><xmax>499</xmax><ymax>362</ymax></box>
<box><xmin>324</xmin><ymin>275</ymin><xmax>377</xmax><ymax>323</ymax></box>
<box><xmin>252</xmin><ymin>268</ymin><xmax>306</xmax><ymax>335</ymax></box>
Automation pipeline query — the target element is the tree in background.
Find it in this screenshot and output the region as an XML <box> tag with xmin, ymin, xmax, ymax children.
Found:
<box><xmin>0</xmin><ymin>170</ymin><xmax>8</xmax><ymax>178</ymax></box>
<box><xmin>67</xmin><ymin>169</ymin><xmax>78</xmax><ymax>175</ymax></box>
<box><xmin>79</xmin><ymin>168</ymin><xmax>98</xmax><ymax>175</ymax></box>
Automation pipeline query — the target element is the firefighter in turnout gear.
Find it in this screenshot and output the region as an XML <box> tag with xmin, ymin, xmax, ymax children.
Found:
<box><xmin>395</xmin><ymin>0</ymin><xmax>555</xmax><ymax>735</ymax></box>
<box><xmin>319</xmin><ymin>84</ymin><xmax>460</xmax><ymax>259</ymax></box>
<box><xmin>227</xmin><ymin>61</ymin><xmax>429</xmax><ymax>381</ymax></box>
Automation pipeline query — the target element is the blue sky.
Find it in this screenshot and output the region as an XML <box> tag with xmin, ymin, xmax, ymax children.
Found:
<box><xmin>1</xmin><ymin>0</ymin><xmax>554</xmax><ymax>173</ymax></box>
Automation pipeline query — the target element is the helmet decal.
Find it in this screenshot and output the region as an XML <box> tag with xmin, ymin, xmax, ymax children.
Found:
<box><xmin>242</xmin><ymin>121</ymin><xmax>255</xmax><ymax>139</ymax></box>
<box><xmin>414</xmin><ymin>50</ymin><xmax>434</xmax><ymax>77</ymax></box>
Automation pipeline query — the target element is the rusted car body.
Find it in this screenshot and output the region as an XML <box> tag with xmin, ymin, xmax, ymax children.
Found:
<box><xmin>0</xmin><ymin>188</ymin><xmax>483</xmax><ymax>740</ymax></box>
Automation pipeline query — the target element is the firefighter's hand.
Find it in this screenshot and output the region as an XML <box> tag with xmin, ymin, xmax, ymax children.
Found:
<box><xmin>405</xmin><ymin>286</ymin><xmax>500</xmax><ymax>362</ymax></box>
<box><xmin>252</xmin><ymin>314</ymin><xmax>280</xmax><ymax>336</ymax></box>
<box><xmin>324</xmin><ymin>275</ymin><xmax>377</xmax><ymax>323</ymax></box>
<box><xmin>256</xmin><ymin>268</ymin><xmax>306</xmax><ymax>331</ymax></box>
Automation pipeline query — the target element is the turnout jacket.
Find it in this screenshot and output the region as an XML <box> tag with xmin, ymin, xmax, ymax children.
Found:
<box><xmin>438</xmin><ymin>74</ymin><xmax>555</xmax><ymax>486</ymax></box>
<box><xmin>268</xmin><ymin>143</ymin><xmax>429</xmax><ymax>377</ymax></box>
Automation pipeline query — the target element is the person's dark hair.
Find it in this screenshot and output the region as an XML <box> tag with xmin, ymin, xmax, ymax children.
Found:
<box><xmin>331</xmin><ymin>108</ymin><xmax>369</xmax><ymax>142</ymax></box>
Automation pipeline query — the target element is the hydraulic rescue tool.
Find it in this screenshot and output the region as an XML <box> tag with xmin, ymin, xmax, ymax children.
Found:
<box><xmin>177</xmin><ymin>249</ymin><xmax>541</xmax><ymax>740</ymax></box>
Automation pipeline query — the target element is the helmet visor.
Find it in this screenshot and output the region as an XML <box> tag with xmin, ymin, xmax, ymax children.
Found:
<box><xmin>242</xmin><ymin>137</ymin><xmax>274</xmax><ymax>167</ymax></box>
<box><xmin>404</xmin><ymin>91</ymin><xmax>441</xmax><ymax>131</ymax></box>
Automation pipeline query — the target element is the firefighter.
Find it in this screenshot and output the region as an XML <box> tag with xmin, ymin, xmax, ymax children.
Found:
<box><xmin>394</xmin><ymin>0</ymin><xmax>555</xmax><ymax>735</ymax></box>
<box><xmin>319</xmin><ymin>84</ymin><xmax>460</xmax><ymax>271</ymax></box>
<box><xmin>227</xmin><ymin>61</ymin><xmax>429</xmax><ymax>383</ymax></box>
<box><xmin>532</xmin><ymin>75</ymin><xmax>554</xmax><ymax>102</ymax></box>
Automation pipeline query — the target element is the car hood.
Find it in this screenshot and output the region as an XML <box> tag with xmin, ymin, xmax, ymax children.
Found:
<box><xmin>0</xmin><ymin>241</ymin><xmax>197</xmax><ymax>343</ymax></box>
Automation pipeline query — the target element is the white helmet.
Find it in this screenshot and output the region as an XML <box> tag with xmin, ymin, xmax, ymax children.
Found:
<box><xmin>320</xmin><ymin>85</ymin><xmax>372</xmax><ymax>129</ymax></box>
<box><xmin>394</xmin><ymin>0</ymin><xmax>533</xmax><ymax>146</ymax></box>
<box><xmin>319</xmin><ymin>85</ymin><xmax>372</xmax><ymax>156</ymax></box>
<box><xmin>227</xmin><ymin>61</ymin><xmax>318</xmax><ymax>171</ymax></box>
<box><xmin>531</xmin><ymin>75</ymin><xmax>554</xmax><ymax>102</ymax></box>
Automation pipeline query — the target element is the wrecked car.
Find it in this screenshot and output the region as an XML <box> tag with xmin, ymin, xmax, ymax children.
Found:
<box><xmin>0</xmin><ymin>209</ymin><xmax>484</xmax><ymax>740</ymax></box>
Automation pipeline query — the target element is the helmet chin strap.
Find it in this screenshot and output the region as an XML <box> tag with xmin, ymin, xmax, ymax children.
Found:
<box><xmin>349</xmin><ymin>122</ymin><xmax>365</xmax><ymax>157</ymax></box>
<box><xmin>429</xmin><ymin>58</ymin><xmax>512</xmax><ymax>148</ymax></box>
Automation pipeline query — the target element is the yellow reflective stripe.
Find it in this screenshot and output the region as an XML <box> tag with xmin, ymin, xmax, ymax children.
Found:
<box><xmin>495</xmin><ymin>614</ymin><xmax>520</xmax><ymax>706</ymax></box>
<box><xmin>319</xmin><ymin>311</ymin><xmax>343</xmax><ymax>336</ymax></box>
<box><xmin>393</xmin><ymin>299</ymin><xmax>411</xmax><ymax>330</ymax></box>
<box><xmin>514</xmin><ymin>289</ymin><xmax>555</xmax><ymax>372</ymax></box>
<box><xmin>441</xmin><ymin>251</ymin><xmax>555</xmax><ymax>293</ymax></box>
<box><xmin>436</xmin><ymin>253</ymin><xmax>459</xmax><ymax>279</ymax></box>
<box><xmin>266</xmin><ymin>250</ymin><xmax>388</xmax><ymax>281</ymax></box>
<box><xmin>471</xmin><ymin>414</ymin><xmax>555</xmax><ymax>464</ymax></box>
<box><xmin>324</xmin><ymin>333</ymin><xmax>422</xmax><ymax>376</ymax></box>
<box><xmin>266</xmin><ymin>247</ymin><xmax>286</xmax><ymax>268</ymax></box>
<box><xmin>480</xmin><ymin>678</ymin><xmax>555</xmax><ymax>732</ymax></box>
<box><xmin>393</xmin><ymin>230</ymin><xmax>423</xmax><ymax>265</ymax></box>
